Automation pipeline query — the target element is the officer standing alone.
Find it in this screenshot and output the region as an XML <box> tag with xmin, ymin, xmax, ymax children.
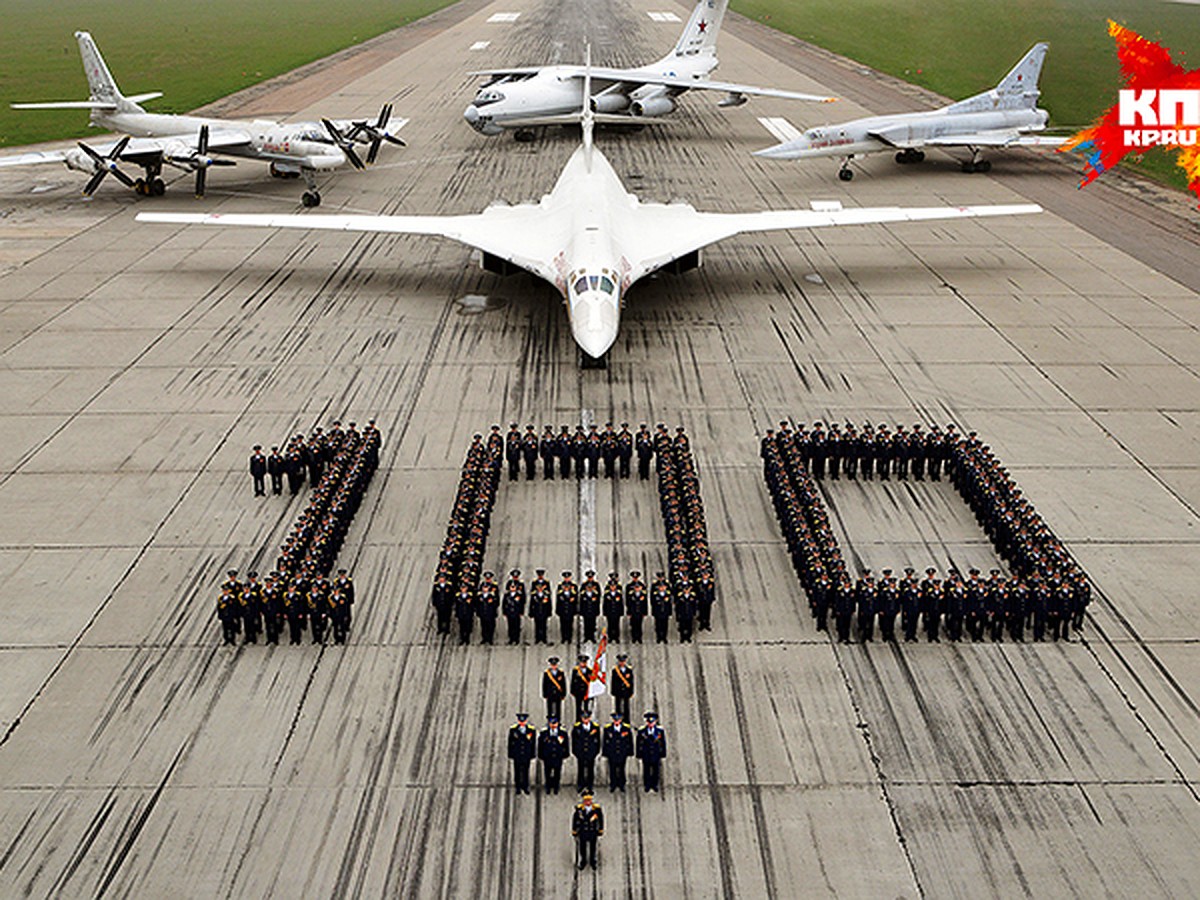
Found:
<box><xmin>508</xmin><ymin>712</ymin><xmax>537</xmax><ymax>795</ymax></box>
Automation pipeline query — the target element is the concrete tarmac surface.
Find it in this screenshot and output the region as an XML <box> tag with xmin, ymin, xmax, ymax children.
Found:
<box><xmin>0</xmin><ymin>0</ymin><xmax>1197</xmax><ymax>896</ymax></box>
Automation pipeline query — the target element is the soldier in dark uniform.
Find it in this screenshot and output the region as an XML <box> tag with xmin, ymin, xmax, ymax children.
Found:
<box><xmin>910</xmin><ymin>424</ymin><xmax>926</xmax><ymax>480</ymax></box>
<box><xmin>250</xmin><ymin>445</ymin><xmax>267</xmax><ymax>496</ymax></box>
<box><xmin>843</xmin><ymin>424</ymin><xmax>859</xmax><ymax>480</ymax></box>
<box><xmin>944</xmin><ymin>571</ymin><xmax>965</xmax><ymax>642</ymax></box>
<box><xmin>505</xmin><ymin>423</ymin><xmax>521</xmax><ymax>481</ymax></box>
<box><xmin>625</xmin><ymin>571</ymin><xmax>647</xmax><ymax>643</ymax></box>
<box><xmin>285</xmin><ymin>448</ymin><xmax>304</xmax><ymax>495</ymax></box>
<box><xmin>540</xmin><ymin>425</ymin><xmax>556</xmax><ymax>479</ymax></box>
<box><xmin>920</xmin><ymin>567</ymin><xmax>942</xmax><ymax>642</ymax></box>
<box><xmin>617</xmin><ymin>424</ymin><xmax>633</xmax><ymax>478</ymax></box>
<box><xmin>987</xmin><ymin>571</ymin><xmax>1006</xmax><ymax>642</ymax></box>
<box><xmin>965</xmin><ymin>569</ymin><xmax>985</xmax><ymax>642</ymax></box>
<box><xmin>217</xmin><ymin>586</ymin><xmax>239</xmax><ymax>645</ymax></box>
<box><xmin>860</xmin><ymin>423</ymin><xmax>876</xmax><ymax>480</ymax></box>
<box><xmin>267</xmin><ymin>446</ymin><xmax>285</xmax><ymax>495</ymax></box>
<box><xmin>900</xmin><ymin>568</ymin><xmax>921</xmax><ymax>642</ymax></box>
<box><xmin>539</xmin><ymin>715</ymin><xmax>570</xmax><ymax>795</ymax></box>
<box><xmin>602</xmin><ymin>712</ymin><xmax>634</xmax><ymax>792</ymax></box>
<box><xmin>600</xmin><ymin>423</ymin><xmax>618</xmax><ymax>478</ymax></box>
<box><xmin>522</xmin><ymin>425</ymin><xmax>539</xmax><ymax>480</ymax></box>
<box><xmin>696</xmin><ymin>570</ymin><xmax>716</xmax><ymax>632</ymax></box>
<box><xmin>1007</xmin><ymin>578</ymin><xmax>1027</xmax><ymax>642</ymax></box>
<box><xmin>635</xmin><ymin>424</ymin><xmax>654</xmax><ymax>480</ymax></box>
<box><xmin>262</xmin><ymin>573</ymin><xmax>283</xmax><ymax>645</ymax></box>
<box><xmin>455</xmin><ymin>584</ymin><xmax>474</xmax><ymax>645</ymax></box>
<box><xmin>542</xmin><ymin>657</ymin><xmax>566</xmax><ymax>719</ymax></box>
<box><xmin>557</xmin><ymin>571</ymin><xmax>578</xmax><ymax>643</ymax></box>
<box><xmin>894</xmin><ymin>425</ymin><xmax>910</xmax><ymax>480</ymax></box>
<box><xmin>476</xmin><ymin>571</ymin><xmax>500</xmax><ymax>645</ymax></box>
<box><xmin>334</xmin><ymin>569</ymin><xmax>355</xmax><ymax>609</ymax></box>
<box><xmin>529</xmin><ymin>569</ymin><xmax>552</xmax><ymax>644</ymax></box>
<box><xmin>1031</xmin><ymin>576</ymin><xmax>1049</xmax><ymax>642</ymax></box>
<box><xmin>329</xmin><ymin>585</ymin><xmax>351</xmax><ymax>645</ymax></box>
<box><xmin>503</xmin><ymin>568</ymin><xmax>525</xmax><ymax>644</ymax></box>
<box><xmin>635</xmin><ymin>712</ymin><xmax>667</xmax><ymax>792</ymax></box>
<box><xmin>1071</xmin><ymin>571</ymin><xmax>1091</xmax><ymax>633</ymax></box>
<box><xmin>809</xmin><ymin>423</ymin><xmax>827</xmax><ymax>478</ymax></box>
<box><xmin>572</xmin><ymin>711</ymin><xmax>601</xmax><ymax>793</ymax></box>
<box><xmin>834</xmin><ymin>575</ymin><xmax>855</xmax><ymax>643</ymax></box>
<box><xmin>431</xmin><ymin>571</ymin><xmax>454</xmax><ymax>635</ymax></box>
<box><xmin>877</xmin><ymin>569</ymin><xmax>898</xmax><ymax>642</ymax></box>
<box><xmin>826</xmin><ymin>423</ymin><xmax>842</xmax><ymax>480</ymax></box>
<box><xmin>570</xmin><ymin>654</ymin><xmax>592</xmax><ymax>721</ymax></box>
<box><xmin>557</xmin><ymin>425</ymin><xmax>573</xmax><ymax>478</ymax></box>
<box><xmin>650</xmin><ymin>572</ymin><xmax>672</xmax><ymax>643</ymax></box>
<box><xmin>856</xmin><ymin>570</ymin><xmax>876</xmax><ymax>642</ymax></box>
<box><xmin>927</xmin><ymin>424</ymin><xmax>945</xmax><ymax>481</ymax></box>
<box><xmin>675</xmin><ymin>580</ymin><xmax>697</xmax><ymax>643</ymax></box>
<box><xmin>602</xmin><ymin>573</ymin><xmax>624</xmax><ymax>642</ymax></box>
<box><xmin>611</xmin><ymin>654</ymin><xmax>634</xmax><ymax>721</ymax></box>
<box><xmin>508</xmin><ymin>712</ymin><xmax>537</xmax><ymax>795</ymax></box>
<box><xmin>240</xmin><ymin>571</ymin><xmax>263</xmax><ymax>644</ymax></box>
<box><xmin>585</xmin><ymin>425</ymin><xmax>601</xmax><ymax>478</ymax></box>
<box><xmin>572</xmin><ymin>426</ymin><xmax>588</xmax><ymax>480</ymax></box>
<box><xmin>284</xmin><ymin>583</ymin><xmax>305</xmax><ymax>645</ymax></box>
<box><xmin>579</xmin><ymin>571</ymin><xmax>601</xmax><ymax>642</ymax></box>
<box><xmin>308</xmin><ymin>578</ymin><xmax>328</xmax><ymax>645</ymax></box>
<box><xmin>572</xmin><ymin>793</ymin><xmax>604</xmax><ymax>870</ymax></box>
<box><xmin>875</xmin><ymin>425</ymin><xmax>892</xmax><ymax>480</ymax></box>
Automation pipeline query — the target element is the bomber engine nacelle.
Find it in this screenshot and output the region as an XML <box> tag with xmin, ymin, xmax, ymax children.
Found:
<box><xmin>630</xmin><ymin>95</ymin><xmax>677</xmax><ymax>117</ymax></box>
<box><xmin>591</xmin><ymin>93</ymin><xmax>631</xmax><ymax>114</ymax></box>
<box><xmin>64</xmin><ymin>148</ymin><xmax>99</xmax><ymax>174</ymax></box>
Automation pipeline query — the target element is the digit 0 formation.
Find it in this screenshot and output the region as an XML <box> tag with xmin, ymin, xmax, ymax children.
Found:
<box><xmin>760</xmin><ymin>421</ymin><xmax>1092</xmax><ymax>645</ymax></box>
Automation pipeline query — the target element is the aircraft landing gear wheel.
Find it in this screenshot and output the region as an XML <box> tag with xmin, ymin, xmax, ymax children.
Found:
<box><xmin>580</xmin><ymin>350</ymin><xmax>608</xmax><ymax>370</ymax></box>
<box><xmin>151</xmin><ymin>177</ymin><xmax>166</xmax><ymax>196</ymax></box>
<box><xmin>134</xmin><ymin>178</ymin><xmax>147</xmax><ymax>196</ymax></box>
<box><xmin>914</xmin><ymin>150</ymin><xmax>925</xmax><ymax>162</ymax></box>
<box><xmin>976</xmin><ymin>159</ymin><xmax>991</xmax><ymax>173</ymax></box>
<box><xmin>302</xmin><ymin>191</ymin><xmax>321</xmax><ymax>208</ymax></box>
<box><xmin>514</xmin><ymin>129</ymin><xmax>536</xmax><ymax>143</ymax></box>
<box><xmin>838</xmin><ymin>167</ymin><xmax>854</xmax><ymax>182</ymax></box>
<box><xmin>895</xmin><ymin>151</ymin><xmax>907</xmax><ymax>164</ymax></box>
<box><xmin>961</xmin><ymin>160</ymin><xmax>977</xmax><ymax>173</ymax></box>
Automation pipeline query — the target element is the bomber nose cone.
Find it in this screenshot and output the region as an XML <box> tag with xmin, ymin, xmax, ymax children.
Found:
<box><xmin>753</xmin><ymin>142</ymin><xmax>800</xmax><ymax>159</ymax></box>
<box><xmin>571</xmin><ymin>294</ymin><xmax>619</xmax><ymax>360</ymax></box>
<box><xmin>463</xmin><ymin>105</ymin><xmax>480</xmax><ymax>126</ymax></box>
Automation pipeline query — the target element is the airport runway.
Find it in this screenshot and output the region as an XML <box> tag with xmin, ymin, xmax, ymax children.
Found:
<box><xmin>0</xmin><ymin>0</ymin><xmax>1197</xmax><ymax>896</ymax></box>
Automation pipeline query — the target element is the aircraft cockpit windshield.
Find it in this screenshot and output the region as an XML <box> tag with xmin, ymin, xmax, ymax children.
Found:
<box><xmin>572</xmin><ymin>274</ymin><xmax>616</xmax><ymax>296</ymax></box>
<box><xmin>474</xmin><ymin>89</ymin><xmax>505</xmax><ymax>107</ymax></box>
<box><xmin>296</xmin><ymin>129</ymin><xmax>328</xmax><ymax>143</ymax></box>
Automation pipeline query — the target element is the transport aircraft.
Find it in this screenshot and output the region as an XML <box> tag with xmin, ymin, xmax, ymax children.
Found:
<box><xmin>755</xmin><ymin>43</ymin><xmax>1066</xmax><ymax>180</ymax></box>
<box><xmin>1</xmin><ymin>31</ymin><xmax>407</xmax><ymax>206</ymax></box>
<box><xmin>138</xmin><ymin>58</ymin><xmax>1041</xmax><ymax>367</ymax></box>
<box><xmin>462</xmin><ymin>0</ymin><xmax>835</xmax><ymax>140</ymax></box>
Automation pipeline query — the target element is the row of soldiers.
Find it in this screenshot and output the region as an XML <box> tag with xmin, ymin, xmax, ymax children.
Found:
<box><xmin>216</xmin><ymin>568</ymin><xmax>356</xmax><ymax>645</ymax></box>
<box><xmin>762</xmin><ymin>422</ymin><xmax>1091</xmax><ymax>644</ymax></box>
<box><xmin>656</xmin><ymin>427</ymin><xmax>717</xmax><ymax>636</ymax></box>
<box><xmin>503</xmin><ymin>422</ymin><xmax>657</xmax><ymax>481</ymax></box>
<box><xmin>507</xmin><ymin>709</ymin><xmax>668</xmax><ymax>797</ymax></box>
<box><xmin>249</xmin><ymin>420</ymin><xmax>378</xmax><ymax>497</ymax></box>
<box><xmin>772</xmin><ymin>419</ymin><xmax>957</xmax><ymax>481</ymax></box>
<box><xmin>432</xmin><ymin>568</ymin><xmax>711</xmax><ymax>645</ymax></box>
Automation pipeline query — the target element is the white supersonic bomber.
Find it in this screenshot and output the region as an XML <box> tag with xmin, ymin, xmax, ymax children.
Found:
<box><xmin>138</xmin><ymin>63</ymin><xmax>1042</xmax><ymax>366</ymax></box>
<box><xmin>1</xmin><ymin>31</ymin><xmax>407</xmax><ymax>206</ymax></box>
<box><xmin>756</xmin><ymin>43</ymin><xmax>1066</xmax><ymax>180</ymax></box>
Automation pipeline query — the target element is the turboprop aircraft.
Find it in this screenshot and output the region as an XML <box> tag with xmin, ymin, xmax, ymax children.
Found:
<box><xmin>462</xmin><ymin>0</ymin><xmax>835</xmax><ymax>140</ymax></box>
<box><xmin>138</xmin><ymin>57</ymin><xmax>1041</xmax><ymax>367</ymax></box>
<box><xmin>0</xmin><ymin>31</ymin><xmax>407</xmax><ymax>206</ymax></box>
<box><xmin>755</xmin><ymin>43</ymin><xmax>1066</xmax><ymax>180</ymax></box>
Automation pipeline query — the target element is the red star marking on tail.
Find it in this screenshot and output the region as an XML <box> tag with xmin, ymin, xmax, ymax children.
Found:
<box><xmin>697</xmin><ymin>20</ymin><xmax>707</xmax><ymax>33</ymax></box>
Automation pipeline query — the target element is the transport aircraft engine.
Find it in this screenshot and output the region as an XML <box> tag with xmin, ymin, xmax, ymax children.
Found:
<box><xmin>631</xmin><ymin>94</ymin><xmax>676</xmax><ymax>117</ymax></box>
<box><xmin>592</xmin><ymin>94</ymin><xmax>631</xmax><ymax>114</ymax></box>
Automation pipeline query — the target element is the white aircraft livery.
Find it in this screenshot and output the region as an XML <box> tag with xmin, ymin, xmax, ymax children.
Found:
<box><xmin>462</xmin><ymin>0</ymin><xmax>835</xmax><ymax>138</ymax></box>
<box><xmin>139</xmin><ymin>61</ymin><xmax>1041</xmax><ymax>365</ymax></box>
<box><xmin>756</xmin><ymin>43</ymin><xmax>1066</xmax><ymax>180</ymax></box>
<box><xmin>1</xmin><ymin>31</ymin><xmax>408</xmax><ymax>205</ymax></box>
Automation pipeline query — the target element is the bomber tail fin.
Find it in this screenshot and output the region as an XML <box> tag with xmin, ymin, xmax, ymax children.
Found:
<box><xmin>582</xmin><ymin>44</ymin><xmax>595</xmax><ymax>168</ymax></box>
<box><xmin>994</xmin><ymin>42</ymin><xmax>1048</xmax><ymax>108</ymax></box>
<box><xmin>75</xmin><ymin>31</ymin><xmax>151</xmax><ymax>113</ymax></box>
<box><xmin>670</xmin><ymin>0</ymin><xmax>727</xmax><ymax>59</ymax></box>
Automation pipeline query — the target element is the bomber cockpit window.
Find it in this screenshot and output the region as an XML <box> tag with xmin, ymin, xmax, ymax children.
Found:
<box><xmin>573</xmin><ymin>276</ymin><xmax>589</xmax><ymax>295</ymax></box>
<box><xmin>599</xmin><ymin>276</ymin><xmax>615</xmax><ymax>294</ymax></box>
<box><xmin>475</xmin><ymin>90</ymin><xmax>505</xmax><ymax>107</ymax></box>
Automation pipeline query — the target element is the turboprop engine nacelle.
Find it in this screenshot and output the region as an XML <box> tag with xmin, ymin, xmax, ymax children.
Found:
<box><xmin>592</xmin><ymin>94</ymin><xmax>631</xmax><ymax>114</ymax></box>
<box><xmin>64</xmin><ymin>148</ymin><xmax>99</xmax><ymax>174</ymax></box>
<box><xmin>631</xmin><ymin>95</ymin><xmax>676</xmax><ymax>117</ymax></box>
<box><xmin>718</xmin><ymin>92</ymin><xmax>748</xmax><ymax>108</ymax></box>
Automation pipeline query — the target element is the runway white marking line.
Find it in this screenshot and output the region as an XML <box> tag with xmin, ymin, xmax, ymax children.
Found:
<box><xmin>648</xmin><ymin>11</ymin><xmax>682</xmax><ymax>22</ymax></box>
<box><xmin>757</xmin><ymin>115</ymin><xmax>804</xmax><ymax>143</ymax></box>
<box><xmin>487</xmin><ymin>12</ymin><xmax>520</xmax><ymax>23</ymax></box>
<box><xmin>578</xmin><ymin>408</ymin><xmax>596</xmax><ymax>580</ymax></box>
<box><xmin>470</xmin><ymin>40</ymin><xmax>491</xmax><ymax>50</ymax></box>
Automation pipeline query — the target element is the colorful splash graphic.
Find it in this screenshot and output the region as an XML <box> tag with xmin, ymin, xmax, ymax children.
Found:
<box><xmin>1061</xmin><ymin>21</ymin><xmax>1200</xmax><ymax>205</ymax></box>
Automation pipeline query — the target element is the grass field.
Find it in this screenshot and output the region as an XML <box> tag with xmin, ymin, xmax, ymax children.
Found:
<box><xmin>0</xmin><ymin>0</ymin><xmax>454</xmax><ymax>148</ymax></box>
<box><xmin>732</xmin><ymin>0</ymin><xmax>1200</xmax><ymax>191</ymax></box>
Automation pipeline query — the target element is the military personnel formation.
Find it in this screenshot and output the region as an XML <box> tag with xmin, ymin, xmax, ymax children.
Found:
<box><xmin>761</xmin><ymin>421</ymin><xmax>1092</xmax><ymax>644</ymax></box>
<box><xmin>432</xmin><ymin>424</ymin><xmax>717</xmax><ymax>645</ymax></box>
<box><xmin>218</xmin><ymin>420</ymin><xmax>381</xmax><ymax>645</ymax></box>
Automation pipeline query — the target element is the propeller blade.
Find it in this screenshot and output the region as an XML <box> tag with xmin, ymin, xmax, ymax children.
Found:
<box><xmin>343</xmin><ymin>144</ymin><xmax>365</xmax><ymax>170</ymax></box>
<box><xmin>111</xmin><ymin>135</ymin><xmax>131</xmax><ymax>158</ymax></box>
<box><xmin>376</xmin><ymin>103</ymin><xmax>391</xmax><ymax>130</ymax></box>
<box><xmin>77</xmin><ymin>141</ymin><xmax>105</xmax><ymax>165</ymax></box>
<box><xmin>82</xmin><ymin>169</ymin><xmax>107</xmax><ymax>196</ymax></box>
<box><xmin>108</xmin><ymin>166</ymin><xmax>135</xmax><ymax>188</ymax></box>
<box><xmin>195</xmin><ymin>166</ymin><xmax>207</xmax><ymax>198</ymax></box>
<box><xmin>384</xmin><ymin>134</ymin><xmax>406</xmax><ymax>147</ymax></box>
<box><xmin>321</xmin><ymin>118</ymin><xmax>345</xmax><ymax>143</ymax></box>
<box><xmin>197</xmin><ymin>124</ymin><xmax>209</xmax><ymax>155</ymax></box>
